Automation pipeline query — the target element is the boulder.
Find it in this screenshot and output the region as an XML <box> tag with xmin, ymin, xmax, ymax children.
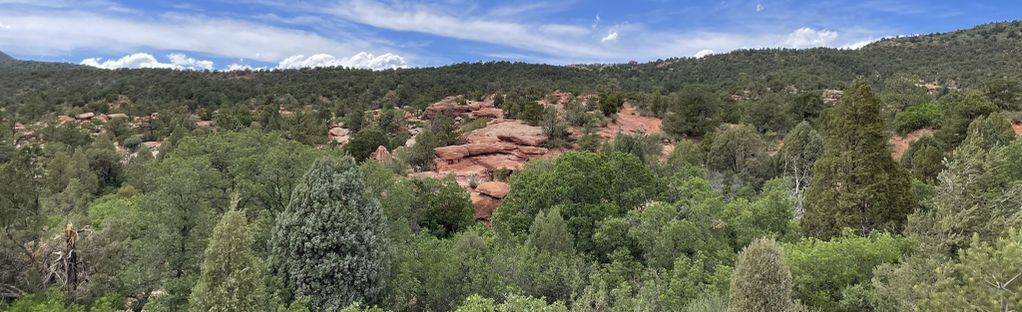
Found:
<box><xmin>476</xmin><ymin>181</ymin><xmax>510</xmax><ymax>199</ymax></box>
<box><xmin>498</xmin><ymin>134</ymin><xmax>547</xmax><ymax>147</ymax></box>
<box><xmin>328</xmin><ymin>127</ymin><xmax>348</xmax><ymax>137</ymax></box>
<box><xmin>76</xmin><ymin>112</ymin><xmax>95</xmax><ymax>120</ymax></box>
<box><xmin>107</xmin><ymin>113</ymin><xmax>129</xmax><ymax>119</ymax></box>
<box><xmin>471</xmin><ymin>192</ymin><xmax>501</xmax><ymax>222</ymax></box>
<box><xmin>57</xmin><ymin>115</ymin><xmax>75</xmax><ymax>125</ymax></box>
<box><xmin>518</xmin><ymin>146</ymin><xmax>549</xmax><ymax>155</ymax></box>
<box><xmin>370</xmin><ymin>145</ymin><xmax>392</xmax><ymax>161</ymax></box>
<box><xmin>435</xmin><ymin>145</ymin><xmax>469</xmax><ymax>161</ymax></box>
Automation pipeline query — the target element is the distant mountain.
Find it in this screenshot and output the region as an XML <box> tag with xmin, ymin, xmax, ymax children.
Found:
<box><xmin>0</xmin><ymin>50</ymin><xmax>14</xmax><ymax>62</ymax></box>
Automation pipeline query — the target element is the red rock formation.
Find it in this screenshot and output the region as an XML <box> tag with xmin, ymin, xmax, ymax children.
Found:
<box><xmin>476</xmin><ymin>181</ymin><xmax>510</xmax><ymax>199</ymax></box>
<box><xmin>497</xmin><ymin>134</ymin><xmax>547</xmax><ymax>147</ymax></box>
<box><xmin>76</xmin><ymin>112</ymin><xmax>95</xmax><ymax>120</ymax></box>
<box><xmin>370</xmin><ymin>146</ymin><xmax>392</xmax><ymax>161</ymax></box>
<box><xmin>471</xmin><ymin>192</ymin><xmax>501</xmax><ymax>222</ymax></box>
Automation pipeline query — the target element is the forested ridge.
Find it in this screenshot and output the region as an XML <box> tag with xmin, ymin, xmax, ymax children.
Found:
<box><xmin>2</xmin><ymin>21</ymin><xmax>1022</xmax><ymax>311</ymax></box>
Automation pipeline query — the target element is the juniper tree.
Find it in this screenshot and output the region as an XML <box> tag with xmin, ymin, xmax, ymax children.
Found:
<box><xmin>803</xmin><ymin>79</ymin><xmax>913</xmax><ymax>238</ymax></box>
<box><xmin>728</xmin><ymin>238</ymin><xmax>792</xmax><ymax>312</ymax></box>
<box><xmin>189</xmin><ymin>209</ymin><xmax>271</xmax><ymax>312</ymax></box>
<box><xmin>270</xmin><ymin>157</ymin><xmax>390</xmax><ymax>309</ymax></box>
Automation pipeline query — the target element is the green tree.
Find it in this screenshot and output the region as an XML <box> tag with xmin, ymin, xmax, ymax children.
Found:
<box><xmin>347</xmin><ymin>127</ymin><xmax>390</xmax><ymax>161</ymax></box>
<box><xmin>455</xmin><ymin>294</ymin><xmax>568</xmax><ymax>312</ymax></box>
<box><xmin>664</xmin><ymin>85</ymin><xmax>722</xmax><ymax>138</ymax></box>
<box><xmin>927</xmin><ymin>229</ymin><xmax>1022</xmax><ymax>311</ymax></box>
<box><xmin>598</xmin><ymin>92</ymin><xmax>625</xmax><ymax>117</ymax></box>
<box><xmin>409</xmin><ymin>176</ymin><xmax>474</xmax><ymax>238</ymax></box>
<box><xmin>189</xmin><ymin>208</ymin><xmax>271</xmax><ymax>312</ymax></box>
<box><xmin>958</xmin><ymin>111</ymin><xmax>1015</xmax><ymax>152</ymax></box>
<box><xmin>893</xmin><ymin>102</ymin><xmax>942</xmax><ymax>134</ymax></box>
<box><xmin>803</xmin><ymin>79</ymin><xmax>914</xmax><ymax>238</ymax></box>
<box><xmin>983</xmin><ymin>79</ymin><xmax>1022</xmax><ymax>111</ymax></box>
<box><xmin>934</xmin><ymin>90</ymin><xmax>998</xmax><ymax>147</ymax></box>
<box><xmin>728</xmin><ymin>238</ymin><xmax>792</xmax><ymax>312</ymax></box>
<box><xmin>494</xmin><ymin>152</ymin><xmax>658</xmax><ymax>238</ymax></box>
<box><xmin>879</xmin><ymin>72</ymin><xmax>929</xmax><ymax>116</ymax></box>
<box><xmin>900</xmin><ymin>134</ymin><xmax>944</xmax><ymax>182</ymax></box>
<box><xmin>527</xmin><ymin>208</ymin><xmax>574</xmax><ymax>255</ymax></box>
<box><xmin>784</xmin><ymin>231</ymin><xmax>912</xmax><ymax>311</ymax></box>
<box><xmin>270</xmin><ymin>157</ymin><xmax>390</xmax><ymax>309</ymax></box>
<box><xmin>704</xmin><ymin>124</ymin><xmax>769</xmax><ymax>195</ymax></box>
<box><xmin>601</xmin><ymin>133</ymin><xmax>663</xmax><ymax>165</ymax></box>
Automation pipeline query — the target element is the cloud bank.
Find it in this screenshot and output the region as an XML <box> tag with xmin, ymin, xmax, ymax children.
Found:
<box><xmin>81</xmin><ymin>53</ymin><xmax>213</xmax><ymax>70</ymax></box>
<box><xmin>277</xmin><ymin>52</ymin><xmax>407</xmax><ymax>70</ymax></box>
<box><xmin>81</xmin><ymin>52</ymin><xmax>406</xmax><ymax>71</ymax></box>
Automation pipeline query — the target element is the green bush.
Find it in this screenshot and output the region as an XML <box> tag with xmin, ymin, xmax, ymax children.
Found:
<box><xmin>893</xmin><ymin>102</ymin><xmax>942</xmax><ymax>134</ymax></box>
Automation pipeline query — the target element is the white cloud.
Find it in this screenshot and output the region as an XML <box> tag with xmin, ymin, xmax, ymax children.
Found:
<box><xmin>327</xmin><ymin>0</ymin><xmax>613</xmax><ymax>60</ymax></box>
<box><xmin>0</xmin><ymin>10</ymin><xmax>397</xmax><ymax>63</ymax></box>
<box><xmin>225</xmin><ymin>63</ymin><xmax>266</xmax><ymax>71</ymax></box>
<box><xmin>694</xmin><ymin>49</ymin><xmax>716</xmax><ymax>58</ymax></box>
<box><xmin>756</xmin><ymin>3</ymin><xmax>764</xmax><ymax>12</ymax></box>
<box><xmin>600</xmin><ymin>29</ymin><xmax>619</xmax><ymax>44</ymax></box>
<box><xmin>839</xmin><ymin>39</ymin><xmax>876</xmax><ymax>50</ymax></box>
<box><xmin>0</xmin><ymin>22</ymin><xmax>10</xmax><ymax>29</ymax></box>
<box><xmin>80</xmin><ymin>52</ymin><xmax>215</xmax><ymax>70</ymax></box>
<box><xmin>783</xmin><ymin>27</ymin><xmax>838</xmax><ymax>49</ymax></box>
<box><xmin>277</xmin><ymin>52</ymin><xmax>407</xmax><ymax>70</ymax></box>
<box><xmin>167</xmin><ymin>53</ymin><xmax>214</xmax><ymax>70</ymax></box>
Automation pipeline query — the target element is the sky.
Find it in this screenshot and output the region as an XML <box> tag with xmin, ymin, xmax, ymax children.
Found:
<box><xmin>0</xmin><ymin>0</ymin><xmax>1019</xmax><ymax>71</ymax></box>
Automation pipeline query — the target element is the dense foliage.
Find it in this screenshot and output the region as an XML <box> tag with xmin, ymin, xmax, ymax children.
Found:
<box><xmin>5</xmin><ymin>21</ymin><xmax>1022</xmax><ymax>312</ymax></box>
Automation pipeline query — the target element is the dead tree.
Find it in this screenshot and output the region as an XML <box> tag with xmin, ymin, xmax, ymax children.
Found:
<box><xmin>44</xmin><ymin>223</ymin><xmax>88</xmax><ymax>292</ymax></box>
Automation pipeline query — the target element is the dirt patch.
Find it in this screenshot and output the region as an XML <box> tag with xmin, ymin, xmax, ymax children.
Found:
<box><xmin>889</xmin><ymin>128</ymin><xmax>934</xmax><ymax>160</ymax></box>
<box><xmin>596</xmin><ymin>103</ymin><xmax>662</xmax><ymax>139</ymax></box>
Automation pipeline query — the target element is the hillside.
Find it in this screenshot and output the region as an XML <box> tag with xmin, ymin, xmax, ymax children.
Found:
<box><xmin>1</xmin><ymin>21</ymin><xmax>1021</xmax><ymax>116</ymax></box>
<box><xmin>0</xmin><ymin>50</ymin><xmax>13</xmax><ymax>62</ymax></box>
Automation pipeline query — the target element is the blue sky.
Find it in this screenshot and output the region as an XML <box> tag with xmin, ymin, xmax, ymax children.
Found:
<box><xmin>0</xmin><ymin>0</ymin><xmax>1018</xmax><ymax>70</ymax></box>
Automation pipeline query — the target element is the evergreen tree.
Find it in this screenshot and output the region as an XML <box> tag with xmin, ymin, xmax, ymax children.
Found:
<box><xmin>189</xmin><ymin>208</ymin><xmax>271</xmax><ymax>312</ymax></box>
<box><xmin>900</xmin><ymin>134</ymin><xmax>944</xmax><ymax>182</ymax></box>
<box><xmin>728</xmin><ymin>238</ymin><xmax>792</xmax><ymax>312</ymax></box>
<box><xmin>664</xmin><ymin>85</ymin><xmax>722</xmax><ymax>138</ymax></box>
<box><xmin>270</xmin><ymin>157</ymin><xmax>389</xmax><ymax>310</ymax></box>
<box><xmin>803</xmin><ymin>79</ymin><xmax>914</xmax><ymax>238</ymax></box>
<box><xmin>527</xmin><ymin>208</ymin><xmax>574</xmax><ymax>255</ymax></box>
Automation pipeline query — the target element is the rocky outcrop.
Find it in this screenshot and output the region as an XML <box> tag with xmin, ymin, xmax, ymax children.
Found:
<box><xmin>422</xmin><ymin>95</ymin><xmax>499</xmax><ymax>120</ymax></box>
<box><xmin>473</xmin><ymin>107</ymin><xmax>504</xmax><ymax>119</ymax></box>
<box><xmin>476</xmin><ymin>181</ymin><xmax>510</xmax><ymax>199</ymax></box>
<box><xmin>435</xmin><ymin>145</ymin><xmax>470</xmax><ymax>161</ymax></box>
<box><xmin>497</xmin><ymin>134</ymin><xmax>547</xmax><ymax>147</ymax></box>
<box><xmin>328</xmin><ymin>126</ymin><xmax>350</xmax><ymax>144</ymax></box>
<box><xmin>76</xmin><ymin>112</ymin><xmax>95</xmax><ymax>120</ymax></box>
<box><xmin>471</xmin><ymin>192</ymin><xmax>501</xmax><ymax>222</ymax></box>
<box><xmin>57</xmin><ymin>115</ymin><xmax>75</xmax><ymax>125</ymax></box>
<box><xmin>370</xmin><ymin>146</ymin><xmax>392</xmax><ymax>161</ymax></box>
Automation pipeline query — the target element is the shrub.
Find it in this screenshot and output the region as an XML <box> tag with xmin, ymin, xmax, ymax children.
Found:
<box><xmin>893</xmin><ymin>102</ymin><xmax>942</xmax><ymax>134</ymax></box>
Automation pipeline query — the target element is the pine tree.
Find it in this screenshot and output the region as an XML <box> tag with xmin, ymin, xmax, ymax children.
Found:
<box><xmin>527</xmin><ymin>208</ymin><xmax>574</xmax><ymax>255</ymax></box>
<box><xmin>803</xmin><ymin>79</ymin><xmax>914</xmax><ymax>238</ymax></box>
<box><xmin>270</xmin><ymin>157</ymin><xmax>389</xmax><ymax>310</ymax></box>
<box><xmin>727</xmin><ymin>238</ymin><xmax>792</xmax><ymax>312</ymax></box>
<box><xmin>189</xmin><ymin>208</ymin><xmax>271</xmax><ymax>312</ymax></box>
